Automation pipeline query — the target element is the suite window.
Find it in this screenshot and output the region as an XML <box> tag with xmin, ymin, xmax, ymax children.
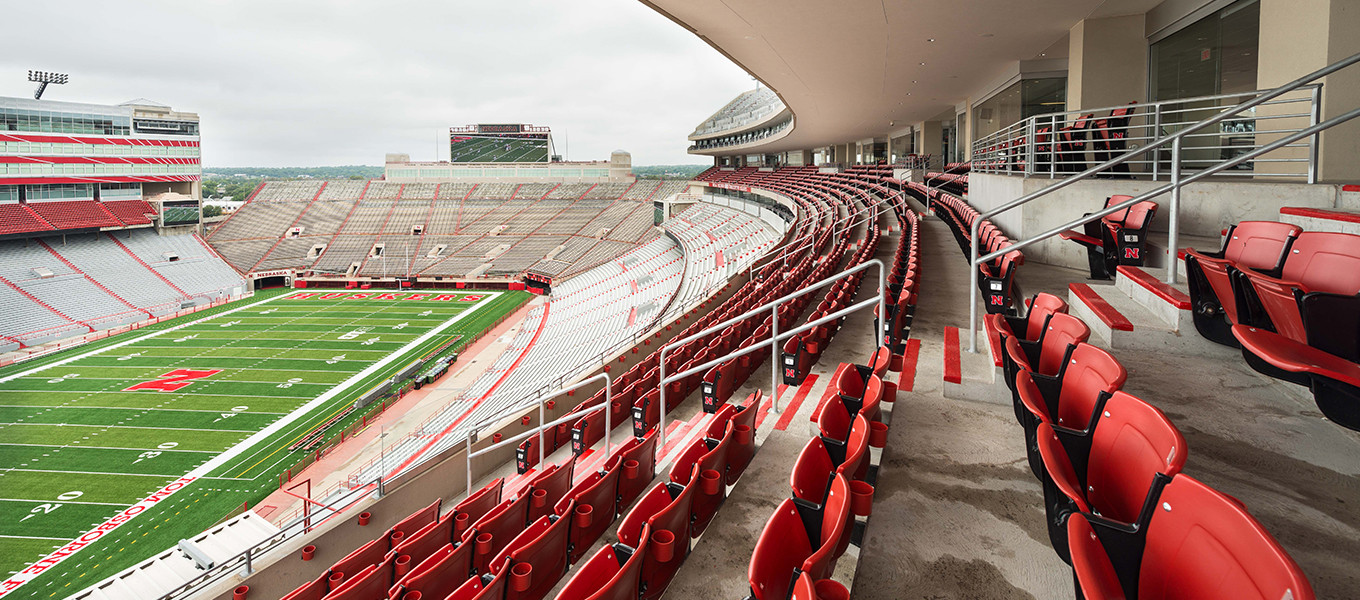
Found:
<box><xmin>1150</xmin><ymin>0</ymin><xmax>1259</xmax><ymax>102</ymax></box>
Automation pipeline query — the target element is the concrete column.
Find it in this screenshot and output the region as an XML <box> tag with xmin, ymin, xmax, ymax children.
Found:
<box><xmin>1067</xmin><ymin>15</ymin><xmax>1148</xmax><ymax>111</ymax></box>
<box><xmin>920</xmin><ymin>121</ymin><xmax>943</xmax><ymax>161</ymax></box>
<box><xmin>1257</xmin><ymin>0</ymin><xmax>1360</xmax><ymax>183</ymax></box>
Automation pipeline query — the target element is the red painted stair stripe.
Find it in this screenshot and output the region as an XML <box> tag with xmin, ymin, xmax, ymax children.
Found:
<box><xmin>1070</xmin><ymin>283</ymin><xmax>1134</xmax><ymax>331</ymax></box>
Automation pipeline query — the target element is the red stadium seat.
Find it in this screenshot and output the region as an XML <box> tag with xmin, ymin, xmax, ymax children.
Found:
<box><xmin>1233</xmin><ymin>325</ymin><xmax>1360</xmax><ymax>432</ymax></box>
<box><xmin>1035</xmin><ymin>391</ymin><xmax>1186</xmax><ymax>563</ymax></box>
<box><xmin>328</xmin><ymin>538</ymin><xmax>386</xmax><ymax>588</ymax></box>
<box><xmin>791</xmin><ymin>415</ymin><xmax>870</xmax><ymax>504</ymax></box>
<box><xmin>322</xmin><ymin>562</ymin><xmax>390</xmax><ymax>600</ymax></box>
<box><xmin>468</xmin><ymin>493</ymin><xmax>530</xmax><ymax>574</ymax></box>
<box><xmin>392</xmin><ymin>542</ymin><xmax>474</xmax><ymax>600</ymax></box>
<box><xmin>557</xmin><ymin>462</ymin><xmax>620</xmax><ymax>564</ymax></box>
<box><xmin>1015</xmin><ymin>343</ymin><xmax>1126</xmax><ymax>478</ymax></box>
<box><xmin>498</xmin><ymin>505</ymin><xmax>571</xmax><ymax>600</ymax></box>
<box><xmin>668</xmin><ymin>424</ymin><xmax>733</xmax><ymax>536</ymax></box>
<box><xmin>748</xmin><ymin>474</ymin><xmax>853</xmax><ymax>600</ymax></box>
<box><xmin>393</xmin><ymin>515</ymin><xmax>456</xmax><ymax>570</ymax></box>
<box><xmin>616</xmin><ymin>466</ymin><xmax>699</xmax><ymax>599</ymax></box>
<box><xmin>604</xmin><ymin>429</ymin><xmax>657</xmax><ymax>511</ymax></box>
<box><xmin>1068</xmin><ymin>474</ymin><xmax>1314</xmax><ymax>600</ymax></box>
<box><xmin>1235</xmin><ymin>231</ymin><xmax>1360</xmax><ymax>346</ymax></box>
<box><xmin>1184</xmin><ymin>221</ymin><xmax>1301</xmax><ymax>346</ymax></box>
<box><xmin>1004</xmin><ymin>312</ymin><xmax>1091</xmax><ymax>381</ymax></box>
<box><xmin>1060</xmin><ymin>196</ymin><xmax>1158</xmax><ymax>279</ymax></box>
<box><xmin>390</xmin><ymin>499</ymin><xmax>440</xmax><ymax>549</ymax></box>
<box><xmin>986</xmin><ymin>292</ymin><xmax>1069</xmax><ymax>397</ymax></box>
<box><xmin>524</xmin><ymin>462</ymin><xmax>574</xmax><ymax>523</ymax></box>
<box><xmin>554</xmin><ymin>527</ymin><xmax>648</xmax><ymax>600</ymax></box>
<box><xmin>453</xmin><ymin>479</ymin><xmax>504</xmax><ymax>539</ymax></box>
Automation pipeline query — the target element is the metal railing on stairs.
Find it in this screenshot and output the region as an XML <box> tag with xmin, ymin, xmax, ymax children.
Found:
<box><xmin>965</xmin><ymin>51</ymin><xmax>1360</xmax><ymax>353</ymax></box>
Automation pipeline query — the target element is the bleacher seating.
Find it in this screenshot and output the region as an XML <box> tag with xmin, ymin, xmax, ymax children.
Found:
<box><xmin>986</xmin><ymin>264</ymin><xmax>1317</xmax><ymax>596</ymax></box>
<box><xmin>905</xmin><ymin>182</ymin><xmax>1024</xmax><ymax>314</ymax></box>
<box><xmin>27</xmin><ymin>200</ymin><xmax>122</xmax><ymax>230</ymax></box>
<box><xmin>0</xmin><ymin>203</ymin><xmax>54</xmax><ymax>236</ymax></box>
<box><xmin>0</xmin><ymin>230</ymin><xmax>244</xmax><ymax>348</ymax></box>
<box><xmin>1184</xmin><ymin>220</ymin><xmax>1302</xmax><ymax>345</ymax></box>
<box><xmin>100</xmin><ymin>200</ymin><xmax>157</xmax><ymax>225</ymax></box>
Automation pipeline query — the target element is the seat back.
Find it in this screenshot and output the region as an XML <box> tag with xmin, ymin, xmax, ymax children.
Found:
<box><xmin>395</xmin><ymin>542</ymin><xmax>474</xmax><ymax>600</ymax></box>
<box><xmin>469</xmin><ymin>493</ymin><xmax>530</xmax><ymax>574</ymax></box>
<box><xmin>525</xmin><ymin>462</ymin><xmax>574</xmax><ymax>523</ymax></box>
<box><xmin>1085</xmin><ymin>392</ymin><xmax>1186</xmax><ymax>524</ymax></box>
<box><xmin>1056</xmin><ymin>343</ymin><xmax>1128</xmax><ymax>431</ymax></box>
<box><xmin>1039</xmin><ymin>313</ymin><xmax>1092</xmax><ymax>376</ymax></box>
<box><xmin>1027</xmin><ymin>293</ymin><xmax>1069</xmax><ymax>340</ymax></box>
<box><xmin>393</xmin><ymin>517</ymin><xmax>455</xmax><ymax>570</ymax></box>
<box><xmin>801</xmin><ymin>474</ymin><xmax>853</xmax><ymax>581</ymax></box>
<box><xmin>1119</xmin><ymin>201</ymin><xmax>1158</xmax><ymax>231</ymax></box>
<box><xmin>1139</xmin><ymin>475</ymin><xmax>1315</xmax><ymax>600</ymax></box>
<box><xmin>559</xmin><ymin>462</ymin><xmax>620</xmax><ymax>564</ymax></box>
<box><xmin>1280</xmin><ymin>231</ymin><xmax>1360</xmax><ymax>295</ymax></box>
<box><xmin>504</xmin><ymin>509</ymin><xmax>571</xmax><ymax>600</ymax></box>
<box><xmin>816</xmin><ymin>394</ymin><xmax>853</xmax><ymax>443</ymax></box>
<box><xmin>1101</xmin><ymin>195</ymin><xmax>1134</xmax><ymax>222</ymax></box>
<box><xmin>607</xmin><ymin>429</ymin><xmax>657</xmax><ymax>509</ymax></box>
<box><xmin>453</xmin><ymin>479</ymin><xmax>504</xmax><ymax>538</ymax></box>
<box><xmin>748</xmin><ymin>498</ymin><xmax>815</xmax><ymax>600</ymax></box>
<box><xmin>554</xmin><ymin>535</ymin><xmax>647</xmax><ymax>600</ymax></box>
<box><xmin>836</xmin><ymin>415</ymin><xmax>871</xmax><ymax>483</ymax></box>
<box><xmin>1222</xmin><ymin>221</ymin><xmax>1302</xmax><ymax>270</ymax></box>
<box><xmin>791</xmin><ymin>436</ymin><xmax>836</xmax><ymax>503</ymax></box>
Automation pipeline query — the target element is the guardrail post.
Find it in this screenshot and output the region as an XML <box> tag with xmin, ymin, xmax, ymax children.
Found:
<box><xmin>1167</xmin><ymin>137</ymin><xmax>1182</xmax><ymax>285</ymax></box>
<box><xmin>1152</xmin><ymin>104</ymin><xmax>1163</xmax><ymax>181</ymax></box>
<box><xmin>465</xmin><ymin>435</ymin><xmax>473</xmax><ymax>497</ymax></box>
<box><xmin>967</xmin><ymin>223</ymin><xmax>980</xmax><ymax>353</ymax></box>
<box><xmin>1309</xmin><ymin>84</ymin><xmax>1322</xmax><ymax>184</ymax></box>
<box><xmin>770</xmin><ymin>303</ymin><xmax>780</xmax><ymax>413</ymax></box>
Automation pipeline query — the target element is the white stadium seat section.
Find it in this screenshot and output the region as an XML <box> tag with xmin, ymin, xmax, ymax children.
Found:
<box><xmin>17</xmin><ymin>275</ymin><xmax>141</xmax><ymax>329</ymax></box>
<box><xmin>117</xmin><ymin>231</ymin><xmax>247</xmax><ymax>300</ymax></box>
<box><xmin>0</xmin><ymin>282</ymin><xmax>85</xmax><ymax>344</ymax></box>
<box><xmin>0</xmin><ymin>239</ymin><xmax>76</xmax><ymax>282</ymax></box>
<box><xmin>351</xmin><ymin>201</ymin><xmax>779</xmax><ymax>481</ymax></box>
<box><xmin>54</xmin><ymin>233</ymin><xmax>186</xmax><ymax>311</ymax></box>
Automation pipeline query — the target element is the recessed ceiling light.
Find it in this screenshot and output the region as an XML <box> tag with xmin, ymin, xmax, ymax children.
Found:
<box><xmin>927</xmin><ymin>38</ymin><xmax>935</xmax><ymax>42</ymax></box>
<box><xmin>980</xmin><ymin>33</ymin><xmax>994</xmax><ymax>38</ymax></box>
<box><xmin>919</xmin><ymin>62</ymin><xmax>926</xmax><ymax>66</ymax></box>
<box><xmin>907</xmin><ymin>93</ymin><xmax>912</xmax><ymax>95</ymax></box>
<box><xmin>1039</xmin><ymin>53</ymin><xmax>1046</xmax><ymax>56</ymax></box>
<box><xmin>744</xmin><ymin>35</ymin><xmax>756</xmax><ymax>40</ymax></box>
<box><xmin>912</xmin><ymin>80</ymin><xmax>917</xmax><ymax>83</ymax></box>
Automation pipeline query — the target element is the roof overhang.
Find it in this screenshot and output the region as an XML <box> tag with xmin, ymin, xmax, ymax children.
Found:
<box><xmin>641</xmin><ymin>0</ymin><xmax>1133</xmax><ymax>154</ymax></box>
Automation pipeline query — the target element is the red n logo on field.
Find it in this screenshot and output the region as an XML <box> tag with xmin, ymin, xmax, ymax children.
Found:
<box><xmin>125</xmin><ymin>369</ymin><xmax>222</xmax><ymax>392</ymax></box>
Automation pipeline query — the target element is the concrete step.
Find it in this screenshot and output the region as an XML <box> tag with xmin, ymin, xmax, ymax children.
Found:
<box><xmin>941</xmin><ymin>325</ymin><xmax>1008</xmax><ymax>405</ymax></box>
<box><xmin>1279</xmin><ymin>206</ymin><xmax>1360</xmax><ymax>235</ymax></box>
<box><xmin>1067</xmin><ymin>277</ymin><xmax>1204</xmax><ymax>353</ymax></box>
<box><xmin>1145</xmin><ymin>231</ymin><xmax>1218</xmax><ymax>279</ymax></box>
<box><xmin>1115</xmin><ymin>265</ymin><xmax>1192</xmax><ymax>332</ymax></box>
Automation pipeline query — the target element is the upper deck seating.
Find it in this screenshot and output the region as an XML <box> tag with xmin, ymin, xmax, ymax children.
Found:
<box><xmin>1092</xmin><ymin>103</ymin><xmax>1137</xmax><ymax>176</ymax></box>
<box><xmin>1068</xmin><ymin>474</ymin><xmax>1314</xmax><ymax>600</ymax></box>
<box><xmin>1057</xmin><ymin>113</ymin><xmax>1094</xmax><ymax>173</ymax></box>
<box><xmin>1059</xmin><ymin>195</ymin><xmax>1158</xmax><ymax>280</ymax></box>
<box><xmin>28</xmin><ymin>200</ymin><xmax>122</xmax><ymax>230</ymax></box>
<box><xmin>1035</xmin><ymin>390</ymin><xmax>1186</xmax><ymax>563</ymax></box>
<box><xmin>1184</xmin><ymin>221</ymin><xmax>1302</xmax><ymax>346</ymax></box>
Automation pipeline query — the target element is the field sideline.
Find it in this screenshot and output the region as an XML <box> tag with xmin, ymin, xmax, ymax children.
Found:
<box><xmin>0</xmin><ymin>288</ymin><xmax>531</xmax><ymax>600</ymax></box>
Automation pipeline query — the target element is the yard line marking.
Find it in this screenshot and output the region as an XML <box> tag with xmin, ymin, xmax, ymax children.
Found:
<box><xmin>0</xmin><ymin>424</ymin><xmax>255</xmax><ymax>433</ymax></box>
<box><xmin>0</xmin><ymin>443</ymin><xmax>217</xmax><ymax>453</ymax></box>
<box><xmin>226</xmin><ymin>292</ymin><xmax>503</xmax><ymax>477</ymax></box>
<box><xmin>0</xmin><ymin>292</ymin><xmax>291</xmax><ymax>385</ymax></box>
<box><xmin>0</xmin><ymin>535</ymin><xmax>70</xmax><ymax>541</ymax></box>
<box><xmin>8</xmin><ymin>468</ymin><xmax>182</xmax><ymax>478</ymax></box>
<box><xmin>0</xmin><ymin>498</ymin><xmax>128</xmax><ymax>507</ymax></box>
<box><xmin>0</xmin><ymin>405</ymin><xmax>287</xmax><ymax>414</ymax></box>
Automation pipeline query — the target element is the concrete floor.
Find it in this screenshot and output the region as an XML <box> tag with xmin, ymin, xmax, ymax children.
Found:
<box><xmin>848</xmin><ymin>216</ymin><xmax>1360</xmax><ymax>599</ymax></box>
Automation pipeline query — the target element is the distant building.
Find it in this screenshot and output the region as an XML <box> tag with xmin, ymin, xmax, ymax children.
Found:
<box><xmin>0</xmin><ymin>96</ymin><xmax>201</xmax><ymax>203</ymax></box>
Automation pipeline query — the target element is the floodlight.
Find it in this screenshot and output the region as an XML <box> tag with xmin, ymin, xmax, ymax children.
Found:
<box><xmin>27</xmin><ymin>70</ymin><xmax>69</xmax><ymax>100</ymax></box>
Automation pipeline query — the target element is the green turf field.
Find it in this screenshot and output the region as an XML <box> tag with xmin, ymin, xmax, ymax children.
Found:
<box><xmin>0</xmin><ymin>288</ymin><xmax>530</xmax><ymax>599</ymax></box>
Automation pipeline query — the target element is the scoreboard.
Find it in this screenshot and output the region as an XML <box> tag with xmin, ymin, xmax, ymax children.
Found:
<box><xmin>478</xmin><ymin>124</ymin><xmax>523</xmax><ymax>134</ymax></box>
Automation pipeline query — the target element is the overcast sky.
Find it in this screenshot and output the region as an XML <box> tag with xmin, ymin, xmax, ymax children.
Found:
<box><xmin>1</xmin><ymin>0</ymin><xmax>755</xmax><ymax>167</ymax></box>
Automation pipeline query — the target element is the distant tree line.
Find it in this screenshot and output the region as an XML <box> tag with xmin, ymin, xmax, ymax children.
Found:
<box><xmin>204</xmin><ymin>166</ymin><xmax>385</xmax><ymax>179</ymax></box>
<box><xmin>632</xmin><ymin>165</ymin><xmax>711</xmax><ymax>179</ymax></box>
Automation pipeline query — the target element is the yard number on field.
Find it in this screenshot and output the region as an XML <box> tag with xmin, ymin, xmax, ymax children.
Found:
<box><xmin>277</xmin><ymin>378</ymin><xmax>303</xmax><ymax>389</ymax></box>
<box><xmin>19</xmin><ymin>492</ymin><xmax>82</xmax><ymax>522</ymax></box>
<box><xmin>214</xmin><ymin>406</ymin><xmax>249</xmax><ymax>422</ymax></box>
<box><xmin>47</xmin><ymin>373</ymin><xmax>79</xmax><ymax>384</ymax></box>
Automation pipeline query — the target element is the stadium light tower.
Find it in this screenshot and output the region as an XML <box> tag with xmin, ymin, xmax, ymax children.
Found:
<box><xmin>28</xmin><ymin>70</ymin><xmax>69</xmax><ymax>100</ymax></box>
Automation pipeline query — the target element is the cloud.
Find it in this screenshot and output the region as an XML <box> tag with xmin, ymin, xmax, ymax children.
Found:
<box><xmin>1</xmin><ymin>0</ymin><xmax>752</xmax><ymax>166</ymax></box>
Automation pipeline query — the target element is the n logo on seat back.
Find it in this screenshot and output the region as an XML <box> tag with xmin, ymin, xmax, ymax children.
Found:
<box><xmin>990</xmin><ymin>295</ymin><xmax>1005</xmax><ymax>306</ymax></box>
<box><xmin>125</xmin><ymin>369</ymin><xmax>222</xmax><ymax>392</ymax></box>
<box><xmin>1125</xmin><ymin>247</ymin><xmax>1139</xmax><ymax>259</ymax></box>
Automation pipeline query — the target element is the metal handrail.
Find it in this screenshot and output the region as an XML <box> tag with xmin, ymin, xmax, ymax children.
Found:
<box><xmin>657</xmin><ymin>258</ymin><xmax>885</xmax><ymax>448</ymax></box>
<box><xmin>970</xmin><ymin>84</ymin><xmax>1323</xmax><ymax>164</ymax></box>
<box><xmin>463</xmin><ymin>372</ymin><xmax>611</xmax><ymax>496</ymax></box>
<box><xmin>965</xmin><ymin>50</ymin><xmax>1360</xmax><ymax>352</ymax></box>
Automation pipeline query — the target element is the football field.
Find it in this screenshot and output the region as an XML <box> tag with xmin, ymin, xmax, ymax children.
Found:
<box><xmin>0</xmin><ymin>288</ymin><xmax>529</xmax><ymax>599</ymax></box>
<box><xmin>449</xmin><ymin>136</ymin><xmax>549</xmax><ymax>163</ymax></box>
